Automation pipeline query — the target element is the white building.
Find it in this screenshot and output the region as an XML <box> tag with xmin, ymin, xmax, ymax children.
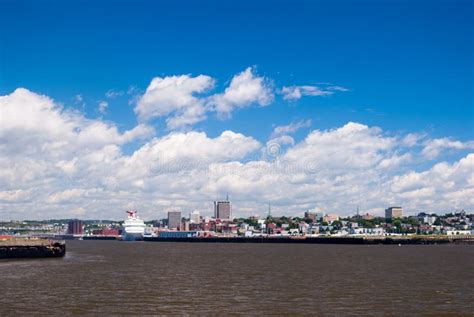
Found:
<box><xmin>350</xmin><ymin>227</ymin><xmax>385</xmax><ymax>235</ymax></box>
<box><xmin>422</xmin><ymin>215</ymin><xmax>437</xmax><ymax>225</ymax></box>
<box><xmin>190</xmin><ymin>210</ymin><xmax>200</xmax><ymax>224</ymax></box>
<box><xmin>446</xmin><ymin>230</ymin><xmax>472</xmax><ymax>236</ymax></box>
<box><xmin>299</xmin><ymin>222</ymin><xmax>309</xmax><ymax>233</ymax></box>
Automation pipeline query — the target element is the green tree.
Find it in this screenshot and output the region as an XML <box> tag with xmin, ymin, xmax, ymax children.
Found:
<box><xmin>393</xmin><ymin>220</ymin><xmax>402</xmax><ymax>233</ymax></box>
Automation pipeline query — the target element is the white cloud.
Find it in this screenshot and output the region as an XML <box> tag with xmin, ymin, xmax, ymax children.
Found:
<box><xmin>47</xmin><ymin>188</ymin><xmax>104</xmax><ymax>204</ymax></box>
<box><xmin>128</xmin><ymin>130</ymin><xmax>260</xmax><ymax>167</ymax></box>
<box><xmin>135</xmin><ymin>67</ymin><xmax>273</xmax><ymax>129</ymax></box>
<box><xmin>105</xmin><ymin>89</ymin><xmax>124</xmax><ymax>99</ymax></box>
<box><xmin>0</xmin><ymin>189</ymin><xmax>30</xmax><ymax>202</ymax></box>
<box><xmin>73</xmin><ymin>94</ymin><xmax>83</xmax><ymax>103</ymax></box>
<box><xmin>281</xmin><ymin>84</ymin><xmax>347</xmax><ymax>100</ymax></box>
<box><xmin>120</xmin><ymin>124</ymin><xmax>155</xmax><ymax>143</ymax></box>
<box><xmin>1</xmin><ymin>88</ymin><xmax>473</xmax><ymax>219</ymax></box>
<box><xmin>378</xmin><ymin>153</ymin><xmax>412</xmax><ymax>169</ymax></box>
<box><xmin>326</xmin><ymin>86</ymin><xmax>349</xmax><ymax>92</ymax></box>
<box><xmin>135</xmin><ymin>74</ymin><xmax>215</xmax><ymax>125</ymax></box>
<box><xmin>283</xmin><ymin>122</ymin><xmax>395</xmax><ymax>170</ymax></box>
<box><xmin>0</xmin><ymin>88</ymin><xmax>154</xmax><ymax>191</ymax></box>
<box><xmin>402</xmin><ymin>133</ymin><xmax>426</xmax><ymax>147</ymax></box>
<box><xmin>271</xmin><ymin>119</ymin><xmax>312</xmax><ymax>138</ymax></box>
<box><xmin>208</xmin><ymin>67</ymin><xmax>273</xmax><ymax>116</ymax></box>
<box><xmin>98</xmin><ymin>100</ymin><xmax>108</xmax><ymax>114</ymax></box>
<box><xmin>389</xmin><ymin>154</ymin><xmax>474</xmax><ymax>208</ymax></box>
<box><xmin>422</xmin><ymin>138</ymin><xmax>474</xmax><ymax>159</ymax></box>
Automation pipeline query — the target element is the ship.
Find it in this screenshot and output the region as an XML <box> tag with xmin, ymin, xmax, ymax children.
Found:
<box><xmin>121</xmin><ymin>210</ymin><xmax>146</xmax><ymax>241</ymax></box>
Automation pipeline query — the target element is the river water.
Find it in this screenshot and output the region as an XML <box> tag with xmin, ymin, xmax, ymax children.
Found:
<box><xmin>0</xmin><ymin>241</ymin><xmax>473</xmax><ymax>315</ymax></box>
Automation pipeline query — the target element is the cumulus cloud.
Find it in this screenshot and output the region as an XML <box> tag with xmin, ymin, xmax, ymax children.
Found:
<box><xmin>378</xmin><ymin>153</ymin><xmax>412</xmax><ymax>169</ymax></box>
<box><xmin>1</xmin><ymin>88</ymin><xmax>473</xmax><ymax>219</ymax></box>
<box><xmin>128</xmin><ymin>130</ymin><xmax>260</xmax><ymax>167</ymax></box>
<box><xmin>208</xmin><ymin>67</ymin><xmax>273</xmax><ymax>116</ymax></box>
<box><xmin>281</xmin><ymin>84</ymin><xmax>348</xmax><ymax>100</ymax></box>
<box><xmin>135</xmin><ymin>74</ymin><xmax>215</xmax><ymax>125</ymax></box>
<box><xmin>0</xmin><ymin>88</ymin><xmax>154</xmax><ymax>192</ymax></box>
<box><xmin>422</xmin><ymin>138</ymin><xmax>474</xmax><ymax>159</ymax></box>
<box><xmin>390</xmin><ymin>154</ymin><xmax>474</xmax><ymax>208</ymax></box>
<box><xmin>135</xmin><ymin>67</ymin><xmax>273</xmax><ymax>129</ymax></box>
<box><xmin>402</xmin><ymin>133</ymin><xmax>426</xmax><ymax>147</ymax></box>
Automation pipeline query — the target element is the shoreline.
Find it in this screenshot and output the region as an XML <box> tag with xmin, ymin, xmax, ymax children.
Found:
<box><xmin>143</xmin><ymin>236</ymin><xmax>474</xmax><ymax>245</ymax></box>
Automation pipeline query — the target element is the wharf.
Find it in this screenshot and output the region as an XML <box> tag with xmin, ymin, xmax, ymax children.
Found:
<box><xmin>0</xmin><ymin>238</ymin><xmax>66</xmax><ymax>259</ymax></box>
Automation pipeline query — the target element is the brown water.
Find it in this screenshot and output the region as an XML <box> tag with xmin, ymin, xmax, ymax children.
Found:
<box><xmin>0</xmin><ymin>241</ymin><xmax>473</xmax><ymax>316</ymax></box>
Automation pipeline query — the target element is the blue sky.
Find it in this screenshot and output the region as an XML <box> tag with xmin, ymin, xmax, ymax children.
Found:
<box><xmin>1</xmin><ymin>0</ymin><xmax>472</xmax><ymax>140</ymax></box>
<box><xmin>0</xmin><ymin>0</ymin><xmax>473</xmax><ymax>219</ymax></box>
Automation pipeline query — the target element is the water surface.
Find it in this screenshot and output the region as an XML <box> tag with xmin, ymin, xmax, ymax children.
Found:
<box><xmin>1</xmin><ymin>241</ymin><xmax>473</xmax><ymax>315</ymax></box>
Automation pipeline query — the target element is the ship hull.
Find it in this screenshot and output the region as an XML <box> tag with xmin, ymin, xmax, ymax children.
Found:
<box><xmin>121</xmin><ymin>232</ymin><xmax>144</xmax><ymax>241</ymax></box>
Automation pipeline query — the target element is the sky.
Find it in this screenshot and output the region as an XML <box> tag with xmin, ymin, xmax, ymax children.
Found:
<box><xmin>0</xmin><ymin>0</ymin><xmax>473</xmax><ymax>220</ymax></box>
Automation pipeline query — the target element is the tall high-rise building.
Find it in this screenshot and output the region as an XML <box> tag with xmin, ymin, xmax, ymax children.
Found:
<box><xmin>67</xmin><ymin>219</ymin><xmax>84</xmax><ymax>235</ymax></box>
<box><xmin>168</xmin><ymin>211</ymin><xmax>182</xmax><ymax>230</ymax></box>
<box><xmin>385</xmin><ymin>207</ymin><xmax>403</xmax><ymax>219</ymax></box>
<box><xmin>214</xmin><ymin>200</ymin><xmax>232</xmax><ymax>220</ymax></box>
<box><xmin>190</xmin><ymin>210</ymin><xmax>200</xmax><ymax>224</ymax></box>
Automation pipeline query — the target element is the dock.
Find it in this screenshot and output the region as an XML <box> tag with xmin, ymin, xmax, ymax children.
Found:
<box><xmin>0</xmin><ymin>238</ymin><xmax>66</xmax><ymax>259</ymax></box>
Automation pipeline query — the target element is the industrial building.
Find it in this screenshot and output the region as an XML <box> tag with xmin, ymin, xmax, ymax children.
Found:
<box><xmin>385</xmin><ymin>207</ymin><xmax>403</xmax><ymax>219</ymax></box>
<box><xmin>67</xmin><ymin>219</ymin><xmax>84</xmax><ymax>235</ymax></box>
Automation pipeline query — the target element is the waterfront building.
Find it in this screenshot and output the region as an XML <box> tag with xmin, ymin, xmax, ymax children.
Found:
<box><xmin>422</xmin><ymin>215</ymin><xmax>437</xmax><ymax>225</ymax></box>
<box><xmin>67</xmin><ymin>219</ymin><xmax>84</xmax><ymax>235</ymax></box>
<box><xmin>323</xmin><ymin>214</ymin><xmax>339</xmax><ymax>223</ymax></box>
<box><xmin>299</xmin><ymin>222</ymin><xmax>309</xmax><ymax>234</ymax></box>
<box><xmin>350</xmin><ymin>227</ymin><xmax>385</xmax><ymax>235</ymax></box>
<box><xmin>267</xmin><ymin>223</ymin><xmax>277</xmax><ymax>234</ymax></box>
<box><xmin>190</xmin><ymin>210</ymin><xmax>200</xmax><ymax>224</ymax></box>
<box><xmin>183</xmin><ymin>220</ymin><xmax>190</xmax><ymax>231</ymax></box>
<box><xmin>385</xmin><ymin>207</ymin><xmax>403</xmax><ymax>219</ymax></box>
<box><xmin>91</xmin><ymin>227</ymin><xmax>119</xmax><ymax>236</ymax></box>
<box><xmin>362</xmin><ymin>213</ymin><xmax>374</xmax><ymax>220</ymax></box>
<box><xmin>308</xmin><ymin>225</ymin><xmax>320</xmax><ymax>235</ymax></box>
<box><xmin>304</xmin><ymin>211</ymin><xmax>317</xmax><ymax>222</ymax></box>
<box><xmin>159</xmin><ymin>231</ymin><xmax>197</xmax><ymax>238</ymax></box>
<box><xmin>214</xmin><ymin>200</ymin><xmax>232</xmax><ymax>220</ymax></box>
<box><xmin>168</xmin><ymin>211</ymin><xmax>182</xmax><ymax>230</ymax></box>
<box><xmin>306</xmin><ymin>209</ymin><xmax>325</xmax><ymax>222</ymax></box>
<box><xmin>446</xmin><ymin>230</ymin><xmax>472</xmax><ymax>236</ymax></box>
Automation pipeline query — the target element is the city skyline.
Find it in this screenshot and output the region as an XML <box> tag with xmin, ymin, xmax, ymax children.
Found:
<box><xmin>0</xmin><ymin>0</ymin><xmax>473</xmax><ymax>220</ymax></box>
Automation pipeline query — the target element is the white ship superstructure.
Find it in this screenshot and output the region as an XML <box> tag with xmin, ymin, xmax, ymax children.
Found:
<box><xmin>122</xmin><ymin>211</ymin><xmax>146</xmax><ymax>241</ymax></box>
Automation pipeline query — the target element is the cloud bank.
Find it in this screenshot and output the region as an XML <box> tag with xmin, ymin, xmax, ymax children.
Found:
<box><xmin>0</xmin><ymin>81</ymin><xmax>472</xmax><ymax>220</ymax></box>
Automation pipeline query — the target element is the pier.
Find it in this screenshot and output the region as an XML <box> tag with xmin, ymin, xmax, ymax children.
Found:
<box><xmin>0</xmin><ymin>238</ymin><xmax>66</xmax><ymax>259</ymax></box>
